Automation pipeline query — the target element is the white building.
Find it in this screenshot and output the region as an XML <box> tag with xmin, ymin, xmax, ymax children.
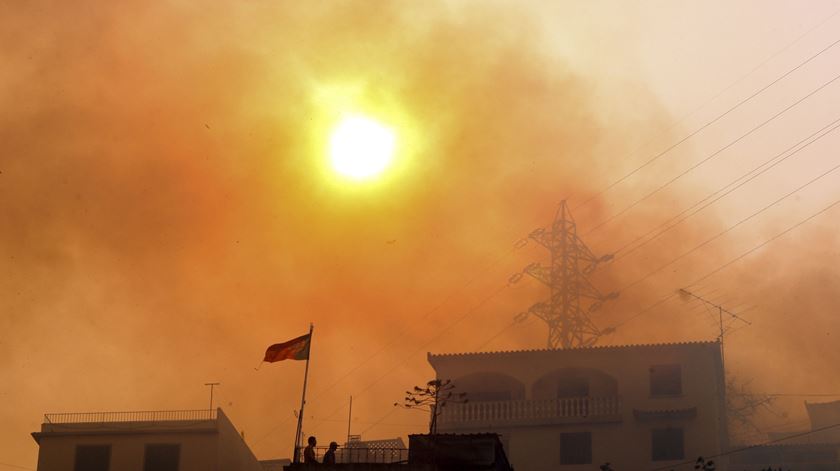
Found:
<box><xmin>429</xmin><ymin>341</ymin><xmax>727</xmax><ymax>471</ymax></box>
<box><xmin>31</xmin><ymin>408</ymin><xmax>263</xmax><ymax>471</ymax></box>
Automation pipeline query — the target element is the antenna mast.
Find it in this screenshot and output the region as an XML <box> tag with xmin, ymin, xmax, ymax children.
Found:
<box><xmin>519</xmin><ymin>201</ymin><xmax>618</xmax><ymax>349</ymax></box>
<box><xmin>677</xmin><ymin>288</ymin><xmax>752</xmax><ymax>364</ymax></box>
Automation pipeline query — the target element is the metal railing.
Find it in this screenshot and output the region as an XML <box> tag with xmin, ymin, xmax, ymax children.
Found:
<box><xmin>439</xmin><ymin>396</ymin><xmax>620</xmax><ymax>424</ymax></box>
<box><xmin>44</xmin><ymin>409</ymin><xmax>217</xmax><ymax>424</ymax></box>
<box><xmin>295</xmin><ymin>447</ymin><xmax>408</xmax><ymax>464</ymax></box>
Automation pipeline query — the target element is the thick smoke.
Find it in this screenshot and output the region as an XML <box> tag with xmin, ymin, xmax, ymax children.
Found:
<box><xmin>2</xmin><ymin>0</ymin><xmax>838</xmax><ymax>466</ymax></box>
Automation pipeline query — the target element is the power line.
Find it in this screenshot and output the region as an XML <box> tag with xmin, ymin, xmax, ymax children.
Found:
<box><xmin>613</xmin><ymin>192</ymin><xmax>840</xmax><ymax>330</ymax></box>
<box><xmin>475</xmin><ymin>320</ymin><xmax>520</xmax><ymax>352</ymax></box>
<box><xmin>574</xmin><ymin>33</ymin><xmax>840</xmax><ymax>213</ymax></box>
<box><xmin>611</xmin><ymin>115</ymin><xmax>840</xmax><ymax>260</ymax></box>
<box><xmin>358</xmin><ymin>407</ymin><xmax>401</xmax><ymax>436</ymax></box>
<box><xmin>584</xmin><ymin>69</ymin><xmax>840</xmax><ymax>235</ymax></box>
<box><xmin>666</xmin><ymin>5</ymin><xmax>840</xmax><ymax>130</ymax></box>
<box><xmin>684</xmin><ymin>197</ymin><xmax>840</xmax><ymax>291</ymax></box>
<box><xmin>618</xmin><ymin>156</ymin><xmax>840</xmax><ymax>293</ymax></box>
<box><xmin>475</xmin><ymin>315</ymin><xmax>543</xmax><ymax>352</ymax></box>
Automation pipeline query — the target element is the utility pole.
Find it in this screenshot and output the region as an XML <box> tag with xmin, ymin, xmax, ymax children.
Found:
<box><xmin>518</xmin><ymin>201</ymin><xmax>618</xmax><ymax>349</ymax></box>
<box><xmin>204</xmin><ymin>382</ymin><xmax>220</xmax><ymax>412</ymax></box>
<box><xmin>346</xmin><ymin>396</ymin><xmax>353</xmax><ymax>445</ymax></box>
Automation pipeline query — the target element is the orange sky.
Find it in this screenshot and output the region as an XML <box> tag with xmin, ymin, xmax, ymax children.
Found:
<box><xmin>2</xmin><ymin>1</ymin><xmax>840</xmax><ymax>468</ymax></box>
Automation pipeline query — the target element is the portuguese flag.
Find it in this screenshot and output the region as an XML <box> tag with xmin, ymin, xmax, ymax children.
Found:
<box><xmin>263</xmin><ymin>333</ymin><xmax>311</xmax><ymax>362</ymax></box>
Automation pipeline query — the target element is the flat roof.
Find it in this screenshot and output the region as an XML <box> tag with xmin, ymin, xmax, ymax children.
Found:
<box><xmin>428</xmin><ymin>340</ymin><xmax>719</xmax><ymax>361</ymax></box>
<box><xmin>32</xmin><ymin>409</ymin><xmax>222</xmax><ymax>444</ymax></box>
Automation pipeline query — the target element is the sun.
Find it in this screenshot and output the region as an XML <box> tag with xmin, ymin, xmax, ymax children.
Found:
<box><xmin>329</xmin><ymin>115</ymin><xmax>396</xmax><ymax>180</ymax></box>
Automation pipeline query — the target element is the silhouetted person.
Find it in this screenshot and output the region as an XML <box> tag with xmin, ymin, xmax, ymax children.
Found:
<box><xmin>304</xmin><ymin>436</ymin><xmax>318</xmax><ymax>464</ymax></box>
<box><xmin>323</xmin><ymin>441</ymin><xmax>338</xmax><ymax>464</ymax></box>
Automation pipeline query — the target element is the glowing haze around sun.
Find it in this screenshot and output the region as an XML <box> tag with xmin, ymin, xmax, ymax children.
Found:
<box><xmin>329</xmin><ymin>115</ymin><xmax>396</xmax><ymax>180</ymax></box>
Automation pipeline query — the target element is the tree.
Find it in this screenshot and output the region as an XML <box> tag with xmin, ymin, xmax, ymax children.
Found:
<box><xmin>726</xmin><ymin>375</ymin><xmax>776</xmax><ymax>442</ymax></box>
<box><xmin>395</xmin><ymin>379</ymin><xmax>467</xmax><ymax>434</ymax></box>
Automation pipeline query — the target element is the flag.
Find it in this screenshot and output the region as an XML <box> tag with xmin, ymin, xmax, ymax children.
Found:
<box><xmin>263</xmin><ymin>333</ymin><xmax>311</xmax><ymax>362</ymax></box>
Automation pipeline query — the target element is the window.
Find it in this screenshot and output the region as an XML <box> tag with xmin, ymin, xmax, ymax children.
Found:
<box><xmin>651</xmin><ymin>428</ymin><xmax>684</xmax><ymax>461</ymax></box>
<box><xmin>74</xmin><ymin>445</ymin><xmax>110</xmax><ymax>471</ymax></box>
<box><xmin>650</xmin><ymin>364</ymin><xmax>682</xmax><ymax>396</ymax></box>
<box><xmin>144</xmin><ymin>444</ymin><xmax>180</xmax><ymax>471</ymax></box>
<box><xmin>560</xmin><ymin>432</ymin><xmax>592</xmax><ymax>465</ymax></box>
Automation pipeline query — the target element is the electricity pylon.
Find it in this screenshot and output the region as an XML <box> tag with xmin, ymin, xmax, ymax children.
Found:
<box><xmin>518</xmin><ymin>201</ymin><xmax>618</xmax><ymax>349</ymax></box>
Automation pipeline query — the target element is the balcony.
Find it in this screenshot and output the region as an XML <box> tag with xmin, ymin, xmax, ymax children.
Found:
<box><xmin>438</xmin><ymin>396</ymin><xmax>621</xmax><ymax>429</ymax></box>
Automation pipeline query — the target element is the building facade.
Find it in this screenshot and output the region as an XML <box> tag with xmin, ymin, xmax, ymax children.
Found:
<box><xmin>31</xmin><ymin>408</ymin><xmax>263</xmax><ymax>471</ymax></box>
<box><xmin>428</xmin><ymin>341</ymin><xmax>727</xmax><ymax>471</ymax></box>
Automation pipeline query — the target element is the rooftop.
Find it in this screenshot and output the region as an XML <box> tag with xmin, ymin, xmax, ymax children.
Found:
<box><xmin>32</xmin><ymin>409</ymin><xmax>222</xmax><ymax>444</ymax></box>
<box><xmin>42</xmin><ymin>409</ymin><xmax>216</xmax><ymax>424</ymax></box>
<box><xmin>428</xmin><ymin>340</ymin><xmax>719</xmax><ymax>360</ymax></box>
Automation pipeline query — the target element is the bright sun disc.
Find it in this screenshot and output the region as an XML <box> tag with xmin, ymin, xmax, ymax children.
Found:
<box><xmin>329</xmin><ymin>115</ymin><xmax>396</xmax><ymax>180</ymax></box>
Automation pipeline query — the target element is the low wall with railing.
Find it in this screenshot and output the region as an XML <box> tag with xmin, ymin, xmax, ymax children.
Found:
<box><xmin>439</xmin><ymin>396</ymin><xmax>621</xmax><ymax>428</ymax></box>
<box><xmin>44</xmin><ymin>409</ymin><xmax>217</xmax><ymax>424</ymax></box>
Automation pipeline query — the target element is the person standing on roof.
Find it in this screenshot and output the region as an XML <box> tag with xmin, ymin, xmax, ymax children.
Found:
<box><xmin>304</xmin><ymin>436</ymin><xmax>318</xmax><ymax>464</ymax></box>
<box><xmin>322</xmin><ymin>441</ymin><xmax>338</xmax><ymax>464</ymax></box>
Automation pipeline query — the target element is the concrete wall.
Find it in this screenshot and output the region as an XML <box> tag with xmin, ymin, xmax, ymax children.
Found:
<box><xmin>35</xmin><ymin>426</ymin><xmax>218</xmax><ymax>471</ymax></box>
<box><xmin>429</xmin><ymin>342</ymin><xmax>726</xmax><ymax>471</ymax></box>
<box><xmin>217</xmin><ymin>409</ymin><xmax>264</xmax><ymax>471</ymax></box>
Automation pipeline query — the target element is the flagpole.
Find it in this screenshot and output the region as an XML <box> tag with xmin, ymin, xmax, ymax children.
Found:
<box><xmin>293</xmin><ymin>323</ymin><xmax>314</xmax><ymax>463</ymax></box>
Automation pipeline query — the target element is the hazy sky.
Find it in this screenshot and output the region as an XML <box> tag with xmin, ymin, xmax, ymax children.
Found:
<box><xmin>2</xmin><ymin>1</ymin><xmax>840</xmax><ymax>468</ymax></box>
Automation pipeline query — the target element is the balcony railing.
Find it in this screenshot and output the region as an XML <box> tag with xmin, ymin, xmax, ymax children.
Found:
<box><xmin>439</xmin><ymin>396</ymin><xmax>620</xmax><ymax>427</ymax></box>
<box><xmin>44</xmin><ymin>409</ymin><xmax>217</xmax><ymax>424</ymax></box>
<box><xmin>294</xmin><ymin>447</ymin><xmax>408</xmax><ymax>464</ymax></box>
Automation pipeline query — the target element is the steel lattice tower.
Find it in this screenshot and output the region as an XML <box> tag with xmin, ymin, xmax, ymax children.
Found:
<box><xmin>520</xmin><ymin>201</ymin><xmax>618</xmax><ymax>349</ymax></box>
